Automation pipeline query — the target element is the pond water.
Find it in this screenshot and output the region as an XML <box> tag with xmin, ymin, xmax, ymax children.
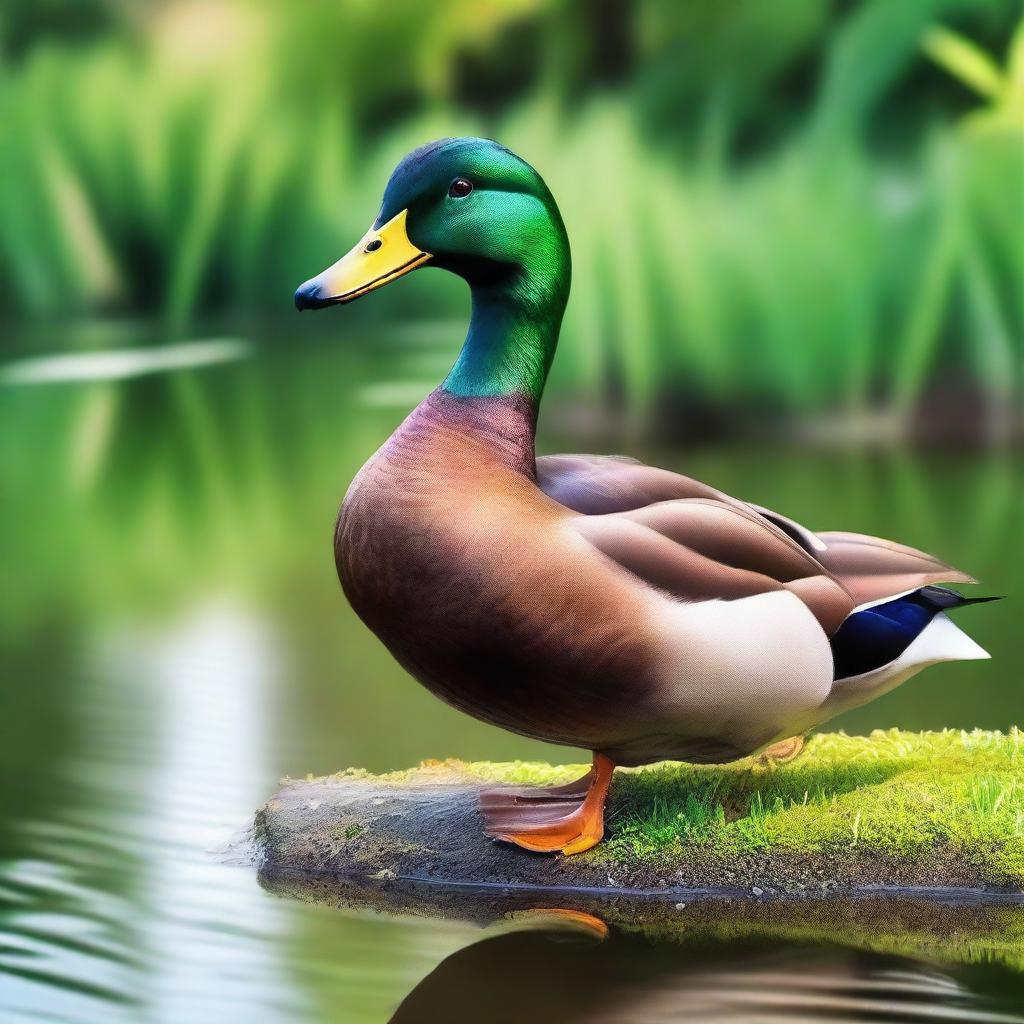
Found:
<box><xmin>2</xmin><ymin>324</ymin><xmax>1022</xmax><ymax>1022</ymax></box>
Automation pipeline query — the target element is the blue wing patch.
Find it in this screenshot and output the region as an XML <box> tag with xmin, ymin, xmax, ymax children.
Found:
<box><xmin>831</xmin><ymin>586</ymin><xmax>997</xmax><ymax>680</ymax></box>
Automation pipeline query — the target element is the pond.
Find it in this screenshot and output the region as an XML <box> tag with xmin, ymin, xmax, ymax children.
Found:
<box><xmin>2</xmin><ymin>323</ymin><xmax>1022</xmax><ymax>1022</ymax></box>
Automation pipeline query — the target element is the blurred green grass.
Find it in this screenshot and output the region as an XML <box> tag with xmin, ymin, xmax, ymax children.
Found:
<box><xmin>0</xmin><ymin>0</ymin><xmax>1021</xmax><ymax>429</ymax></box>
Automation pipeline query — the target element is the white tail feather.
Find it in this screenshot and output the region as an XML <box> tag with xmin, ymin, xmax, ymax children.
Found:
<box><xmin>909</xmin><ymin>612</ymin><xmax>990</xmax><ymax>664</ymax></box>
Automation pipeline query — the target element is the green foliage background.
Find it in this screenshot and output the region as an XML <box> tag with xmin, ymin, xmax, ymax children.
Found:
<box><xmin>1</xmin><ymin>0</ymin><xmax>1022</xmax><ymax>428</ymax></box>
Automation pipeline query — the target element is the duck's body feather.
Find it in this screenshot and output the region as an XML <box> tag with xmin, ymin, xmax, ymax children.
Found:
<box><xmin>335</xmin><ymin>390</ymin><xmax>982</xmax><ymax>767</ymax></box>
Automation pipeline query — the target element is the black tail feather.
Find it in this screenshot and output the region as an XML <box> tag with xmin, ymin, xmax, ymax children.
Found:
<box><xmin>917</xmin><ymin>586</ymin><xmax>1004</xmax><ymax>611</ymax></box>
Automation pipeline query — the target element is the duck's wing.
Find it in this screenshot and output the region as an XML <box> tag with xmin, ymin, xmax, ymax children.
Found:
<box><xmin>541</xmin><ymin>454</ymin><xmax>975</xmax><ymax>628</ymax></box>
<box><xmin>742</xmin><ymin>506</ymin><xmax>976</xmax><ymax>599</ymax></box>
<box><xmin>810</xmin><ymin>530</ymin><xmax>975</xmax><ymax>605</ymax></box>
<box><xmin>537</xmin><ymin>453</ymin><xmax>726</xmax><ymax>513</ymax></box>
<box><xmin>573</xmin><ymin>497</ymin><xmax>855</xmax><ymax>634</ymax></box>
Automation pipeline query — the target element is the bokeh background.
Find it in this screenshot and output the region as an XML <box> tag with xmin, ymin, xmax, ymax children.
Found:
<box><xmin>2</xmin><ymin>2</ymin><xmax>1023</xmax><ymax>1022</ymax></box>
<box><xmin>3</xmin><ymin>0</ymin><xmax>1022</xmax><ymax>432</ymax></box>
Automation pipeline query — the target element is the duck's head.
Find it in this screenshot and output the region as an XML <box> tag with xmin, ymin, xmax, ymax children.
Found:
<box><xmin>294</xmin><ymin>137</ymin><xmax>569</xmax><ymax>311</ymax></box>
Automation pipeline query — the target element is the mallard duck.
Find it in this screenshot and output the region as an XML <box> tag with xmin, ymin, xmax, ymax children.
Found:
<box><xmin>294</xmin><ymin>138</ymin><xmax>995</xmax><ymax>855</ymax></box>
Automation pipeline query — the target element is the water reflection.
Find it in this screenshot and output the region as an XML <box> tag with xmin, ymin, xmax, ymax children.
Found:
<box><xmin>0</xmin><ymin>855</ymin><xmax>140</xmax><ymax>1022</ymax></box>
<box><xmin>391</xmin><ymin>914</ymin><xmax>1024</xmax><ymax>1024</ymax></box>
<box><xmin>262</xmin><ymin>865</ymin><xmax>1024</xmax><ymax>1020</ymax></box>
<box><xmin>0</xmin><ymin>603</ymin><xmax>301</xmax><ymax>1023</ymax></box>
<box><xmin>1</xmin><ymin>627</ymin><xmax>148</xmax><ymax>1024</ymax></box>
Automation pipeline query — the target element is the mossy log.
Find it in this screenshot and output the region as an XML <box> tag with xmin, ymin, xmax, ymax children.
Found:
<box><xmin>254</xmin><ymin>729</ymin><xmax>1024</xmax><ymax>898</ymax></box>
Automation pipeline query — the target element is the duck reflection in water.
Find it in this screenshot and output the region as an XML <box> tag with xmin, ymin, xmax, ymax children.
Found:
<box><xmin>389</xmin><ymin>909</ymin><xmax>1024</xmax><ymax>1024</ymax></box>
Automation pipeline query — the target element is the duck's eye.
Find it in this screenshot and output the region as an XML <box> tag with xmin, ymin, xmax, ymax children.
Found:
<box><xmin>364</xmin><ymin>238</ymin><xmax>383</xmax><ymax>253</ymax></box>
<box><xmin>448</xmin><ymin>178</ymin><xmax>473</xmax><ymax>199</ymax></box>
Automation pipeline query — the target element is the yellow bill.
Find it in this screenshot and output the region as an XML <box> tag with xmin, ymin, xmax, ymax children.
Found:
<box><xmin>294</xmin><ymin>209</ymin><xmax>431</xmax><ymax>309</ymax></box>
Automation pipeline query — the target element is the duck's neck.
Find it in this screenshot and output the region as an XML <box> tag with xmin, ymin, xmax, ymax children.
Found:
<box><xmin>442</xmin><ymin>249</ymin><xmax>570</xmax><ymax>416</ymax></box>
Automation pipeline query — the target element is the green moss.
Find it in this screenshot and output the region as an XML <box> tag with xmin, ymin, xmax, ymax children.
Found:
<box><xmin>378</xmin><ymin>729</ymin><xmax>1024</xmax><ymax>885</ymax></box>
<box><xmin>324</xmin><ymin>820</ymin><xmax>366</xmax><ymax>843</ymax></box>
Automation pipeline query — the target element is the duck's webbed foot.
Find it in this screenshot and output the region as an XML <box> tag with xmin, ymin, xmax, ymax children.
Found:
<box><xmin>756</xmin><ymin>735</ymin><xmax>806</xmax><ymax>765</ymax></box>
<box><xmin>479</xmin><ymin>752</ymin><xmax>614</xmax><ymax>855</ymax></box>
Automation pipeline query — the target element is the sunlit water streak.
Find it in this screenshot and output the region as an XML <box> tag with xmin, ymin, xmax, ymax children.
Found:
<box><xmin>0</xmin><ymin>339</ymin><xmax>250</xmax><ymax>386</ymax></box>
<box><xmin>129</xmin><ymin>603</ymin><xmax>298</xmax><ymax>1023</ymax></box>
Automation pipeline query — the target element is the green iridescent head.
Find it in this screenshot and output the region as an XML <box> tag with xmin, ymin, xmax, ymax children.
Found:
<box><xmin>294</xmin><ymin>138</ymin><xmax>571</xmax><ymax>401</ymax></box>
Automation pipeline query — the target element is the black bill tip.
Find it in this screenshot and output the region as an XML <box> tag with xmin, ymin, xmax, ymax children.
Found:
<box><xmin>293</xmin><ymin>279</ymin><xmax>336</xmax><ymax>311</ymax></box>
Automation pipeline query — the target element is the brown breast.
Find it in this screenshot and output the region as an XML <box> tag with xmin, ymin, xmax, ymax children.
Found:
<box><xmin>333</xmin><ymin>388</ymin><xmax>659</xmax><ymax>749</ymax></box>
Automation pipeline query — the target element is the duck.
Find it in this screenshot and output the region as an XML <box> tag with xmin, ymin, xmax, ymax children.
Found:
<box><xmin>294</xmin><ymin>137</ymin><xmax>996</xmax><ymax>856</ymax></box>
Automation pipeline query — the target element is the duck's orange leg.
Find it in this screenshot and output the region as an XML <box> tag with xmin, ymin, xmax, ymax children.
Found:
<box><xmin>479</xmin><ymin>753</ymin><xmax>614</xmax><ymax>855</ymax></box>
<box><xmin>757</xmin><ymin>735</ymin><xmax>806</xmax><ymax>765</ymax></box>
